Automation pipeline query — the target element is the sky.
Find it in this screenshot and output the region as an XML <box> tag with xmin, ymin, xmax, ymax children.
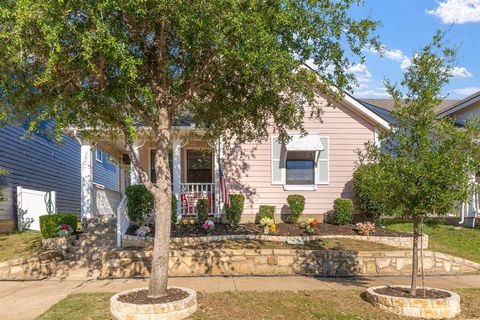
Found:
<box><xmin>347</xmin><ymin>0</ymin><xmax>480</xmax><ymax>100</ymax></box>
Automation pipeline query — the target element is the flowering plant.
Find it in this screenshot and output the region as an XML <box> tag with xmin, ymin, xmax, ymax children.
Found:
<box><xmin>302</xmin><ymin>218</ymin><xmax>319</xmax><ymax>234</ymax></box>
<box><xmin>260</xmin><ymin>217</ymin><xmax>275</xmax><ymax>234</ymax></box>
<box><xmin>355</xmin><ymin>222</ymin><xmax>375</xmax><ymax>236</ymax></box>
<box><xmin>202</xmin><ymin>220</ymin><xmax>215</xmax><ymax>234</ymax></box>
<box><xmin>55</xmin><ymin>224</ymin><xmax>73</xmax><ymax>237</ymax></box>
<box><xmin>189</xmin><ymin>219</ymin><xmax>195</xmax><ymax>225</ymax></box>
<box><xmin>136</xmin><ymin>225</ymin><xmax>152</xmax><ymax>238</ymax></box>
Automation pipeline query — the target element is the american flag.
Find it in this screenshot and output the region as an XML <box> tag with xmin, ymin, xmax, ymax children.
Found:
<box><xmin>219</xmin><ymin>164</ymin><xmax>230</xmax><ymax>207</ymax></box>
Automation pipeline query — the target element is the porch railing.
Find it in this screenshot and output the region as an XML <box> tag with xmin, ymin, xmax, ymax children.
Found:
<box><xmin>178</xmin><ymin>183</ymin><xmax>218</xmax><ymax>218</ymax></box>
<box><xmin>116</xmin><ymin>195</ymin><xmax>128</xmax><ymax>247</ymax></box>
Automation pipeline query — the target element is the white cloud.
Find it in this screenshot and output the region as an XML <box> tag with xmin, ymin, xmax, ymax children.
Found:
<box><xmin>451</xmin><ymin>86</ymin><xmax>480</xmax><ymax>96</ymax></box>
<box><xmin>450</xmin><ymin>66</ymin><xmax>473</xmax><ymax>78</ymax></box>
<box><xmin>367</xmin><ymin>46</ymin><xmax>412</xmax><ymax>71</ymax></box>
<box><xmin>354</xmin><ymin>87</ymin><xmax>390</xmax><ymax>99</ymax></box>
<box><xmin>427</xmin><ymin>0</ymin><xmax>480</xmax><ymax>24</ymax></box>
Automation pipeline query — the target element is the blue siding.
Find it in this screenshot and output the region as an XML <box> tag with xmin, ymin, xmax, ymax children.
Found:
<box><xmin>0</xmin><ymin>124</ymin><xmax>81</xmax><ymax>217</ymax></box>
<box><xmin>92</xmin><ymin>149</ymin><xmax>119</xmax><ymax>191</ymax></box>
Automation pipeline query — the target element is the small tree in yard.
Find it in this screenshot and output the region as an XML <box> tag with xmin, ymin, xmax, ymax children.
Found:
<box><xmin>358</xmin><ymin>32</ymin><xmax>480</xmax><ymax>296</ymax></box>
<box><xmin>0</xmin><ymin>1</ymin><xmax>380</xmax><ymax>298</ymax></box>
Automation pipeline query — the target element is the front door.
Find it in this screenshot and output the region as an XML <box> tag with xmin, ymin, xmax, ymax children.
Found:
<box><xmin>186</xmin><ymin>149</ymin><xmax>213</xmax><ymax>183</ymax></box>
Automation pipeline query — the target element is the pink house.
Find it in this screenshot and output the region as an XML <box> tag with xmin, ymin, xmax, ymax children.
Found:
<box><xmin>73</xmin><ymin>91</ymin><xmax>389</xmax><ymax>239</ymax></box>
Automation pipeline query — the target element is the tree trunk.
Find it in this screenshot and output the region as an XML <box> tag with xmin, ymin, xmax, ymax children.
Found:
<box><xmin>410</xmin><ymin>218</ymin><xmax>420</xmax><ymax>296</ymax></box>
<box><xmin>147</xmin><ymin>109</ymin><xmax>172</xmax><ymax>298</ymax></box>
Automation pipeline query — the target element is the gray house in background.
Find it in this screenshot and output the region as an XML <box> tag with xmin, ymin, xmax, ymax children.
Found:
<box><xmin>0</xmin><ymin>123</ymin><xmax>120</xmax><ymax>232</ymax></box>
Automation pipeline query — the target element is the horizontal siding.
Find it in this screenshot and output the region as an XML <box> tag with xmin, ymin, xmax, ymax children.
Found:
<box><xmin>0</xmin><ymin>187</ymin><xmax>15</xmax><ymax>221</ymax></box>
<box><xmin>0</xmin><ymin>124</ymin><xmax>81</xmax><ymax>217</ymax></box>
<box><xmin>92</xmin><ymin>149</ymin><xmax>119</xmax><ymax>191</ymax></box>
<box><xmin>225</xmin><ymin>97</ymin><xmax>375</xmax><ymax>216</ymax></box>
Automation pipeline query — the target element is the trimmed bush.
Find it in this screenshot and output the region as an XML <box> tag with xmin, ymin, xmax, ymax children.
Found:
<box><xmin>287</xmin><ymin>194</ymin><xmax>305</xmax><ymax>223</ymax></box>
<box><xmin>333</xmin><ymin>198</ymin><xmax>353</xmax><ymax>225</ymax></box>
<box><xmin>39</xmin><ymin>213</ymin><xmax>77</xmax><ymax>238</ymax></box>
<box><xmin>125</xmin><ymin>185</ymin><xmax>154</xmax><ymax>225</ymax></box>
<box><xmin>225</xmin><ymin>194</ymin><xmax>245</xmax><ymax>226</ymax></box>
<box><xmin>171</xmin><ymin>195</ymin><xmax>178</xmax><ymax>225</ymax></box>
<box><xmin>196</xmin><ymin>198</ymin><xmax>209</xmax><ymax>224</ymax></box>
<box><xmin>353</xmin><ymin>163</ymin><xmax>390</xmax><ymax>221</ymax></box>
<box><xmin>258</xmin><ymin>205</ymin><xmax>275</xmax><ymax>221</ymax></box>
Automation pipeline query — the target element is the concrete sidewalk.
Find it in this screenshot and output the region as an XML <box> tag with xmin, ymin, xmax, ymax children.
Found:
<box><xmin>2</xmin><ymin>275</ymin><xmax>480</xmax><ymax>320</ymax></box>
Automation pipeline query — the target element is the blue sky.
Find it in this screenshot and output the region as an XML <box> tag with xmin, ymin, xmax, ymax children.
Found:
<box><xmin>348</xmin><ymin>0</ymin><xmax>480</xmax><ymax>99</ymax></box>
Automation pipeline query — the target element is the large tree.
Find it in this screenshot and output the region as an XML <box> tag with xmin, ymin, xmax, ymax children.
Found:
<box><xmin>0</xmin><ymin>0</ymin><xmax>379</xmax><ymax>297</ymax></box>
<box><xmin>358</xmin><ymin>32</ymin><xmax>480</xmax><ymax>295</ymax></box>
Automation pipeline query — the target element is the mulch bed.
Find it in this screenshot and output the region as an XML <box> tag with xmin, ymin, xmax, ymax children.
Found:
<box><xmin>118</xmin><ymin>288</ymin><xmax>189</xmax><ymax>304</ymax></box>
<box><xmin>127</xmin><ymin>222</ymin><xmax>411</xmax><ymax>238</ymax></box>
<box><xmin>374</xmin><ymin>286</ymin><xmax>451</xmax><ymax>299</ymax></box>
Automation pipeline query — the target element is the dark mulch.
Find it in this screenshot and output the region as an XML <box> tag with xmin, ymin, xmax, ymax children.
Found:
<box><xmin>374</xmin><ymin>286</ymin><xmax>451</xmax><ymax>299</ymax></box>
<box><xmin>127</xmin><ymin>222</ymin><xmax>411</xmax><ymax>238</ymax></box>
<box><xmin>118</xmin><ymin>288</ymin><xmax>189</xmax><ymax>304</ymax></box>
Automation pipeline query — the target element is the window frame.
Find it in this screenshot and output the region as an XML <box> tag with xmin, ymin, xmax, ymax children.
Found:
<box><xmin>271</xmin><ymin>134</ymin><xmax>329</xmax><ymax>190</ymax></box>
<box><xmin>95</xmin><ymin>149</ymin><xmax>103</xmax><ymax>163</ymax></box>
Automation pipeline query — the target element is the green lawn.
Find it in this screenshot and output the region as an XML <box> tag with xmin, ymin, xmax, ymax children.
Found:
<box><xmin>36</xmin><ymin>289</ymin><xmax>480</xmax><ymax>320</ymax></box>
<box><xmin>385</xmin><ymin>222</ymin><xmax>480</xmax><ymax>263</ymax></box>
<box><xmin>0</xmin><ymin>230</ymin><xmax>43</xmax><ymax>262</ymax></box>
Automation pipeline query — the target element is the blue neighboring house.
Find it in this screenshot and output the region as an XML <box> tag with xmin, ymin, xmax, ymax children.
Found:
<box><xmin>0</xmin><ymin>123</ymin><xmax>119</xmax><ymax>232</ymax></box>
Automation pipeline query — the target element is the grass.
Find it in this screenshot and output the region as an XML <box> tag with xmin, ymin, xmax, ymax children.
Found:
<box><xmin>176</xmin><ymin>238</ymin><xmax>397</xmax><ymax>251</ymax></box>
<box><xmin>36</xmin><ymin>289</ymin><xmax>480</xmax><ymax>320</ymax></box>
<box><xmin>0</xmin><ymin>230</ymin><xmax>43</xmax><ymax>262</ymax></box>
<box><xmin>385</xmin><ymin>222</ymin><xmax>480</xmax><ymax>263</ymax></box>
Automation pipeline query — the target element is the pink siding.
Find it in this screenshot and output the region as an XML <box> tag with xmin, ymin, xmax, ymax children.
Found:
<box><xmin>224</xmin><ymin>96</ymin><xmax>376</xmax><ymax>217</ymax></box>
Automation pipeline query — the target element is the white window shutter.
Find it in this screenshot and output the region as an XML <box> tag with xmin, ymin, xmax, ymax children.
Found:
<box><xmin>271</xmin><ymin>137</ymin><xmax>284</xmax><ymax>185</ymax></box>
<box><xmin>316</xmin><ymin>137</ymin><xmax>329</xmax><ymax>184</ymax></box>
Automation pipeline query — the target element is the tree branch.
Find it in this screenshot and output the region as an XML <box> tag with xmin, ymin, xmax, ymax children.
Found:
<box><xmin>126</xmin><ymin>142</ymin><xmax>156</xmax><ymax>192</ymax></box>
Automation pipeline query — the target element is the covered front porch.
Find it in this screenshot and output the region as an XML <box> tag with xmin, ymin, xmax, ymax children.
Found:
<box><xmin>89</xmin><ymin>133</ymin><xmax>223</xmax><ymax>218</ymax></box>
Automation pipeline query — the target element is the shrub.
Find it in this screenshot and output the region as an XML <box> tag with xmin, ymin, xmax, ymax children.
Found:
<box><xmin>333</xmin><ymin>198</ymin><xmax>353</xmax><ymax>225</ymax></box>
<box><xmin>125</xmin><ymin>185</ymin><xmax>154</xmax><ymax>225</ymax></box>
<box><xmin>258</xmin><ymin>205</ymin><xmax>275</xmax><ymax>221</ymax></box>
<box><xmin>286</xmin><ymin>194</ymin><xmax>305</xmax><ymax>223</ymax></box>
<box><xmin>39</xmin><ymin>213</ymin><xmax>77</xmax><ymax>238</ymax></box>
<box><xmin>225</xmin><ymin>194</ymin><xmax>245</xmax><ymax>226</ymax></box>
<box><xmin>171</xmin><ymin>195</ymin><xmax>178</xmax><ymax>225</ymax></box>
<box><xmin>196</xmin><ymin>198</ymin><xmax>209</xmax><ymax>224</ymax></box>
<box><xmin>352</xmin><ymin>163</ymin><xmax>390</xmax><ymax>221</ymax></box>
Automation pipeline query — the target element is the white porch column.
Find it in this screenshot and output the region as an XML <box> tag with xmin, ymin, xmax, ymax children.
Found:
<box><xmin>130</xmin><ymin>142</ymin><xmax>140</xmax><ymax>185</ymax></box>
<box><xmin>80</xmin><ymin>142</ymin><xmax>93</xmax><ymax>220</ymax></box>
<box><xmin>172</xmin><ymin>137</ymin><xmax>181</xmax><ymax>215</ymax></box>
<box><xmin>214</xmin><ymin>138</ymin><xmax>222</xmax><ymax>218</ymax></box>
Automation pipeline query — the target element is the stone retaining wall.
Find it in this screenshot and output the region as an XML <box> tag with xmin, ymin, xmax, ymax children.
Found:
<box><xmin>0</xmin><ymin>250</ymin><xmax>64</xmax><ymax>280</ymax></box>
<box><xmin>100</xmin><ymin>248</ymin><xmax>480</xmax><ymax>278</ymax></box>
<box><xmin>123</xmin><ymin>233</ymin><xmax>428</xmax><ymax>249</ymax></box>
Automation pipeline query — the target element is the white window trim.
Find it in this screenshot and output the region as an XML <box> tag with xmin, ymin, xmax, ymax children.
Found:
<box><xmin>283</xmin><ymin>184</ymin><xmax>317</xmax><ymax>191</ymax></box>
<box><xmin>95</xmin><ymin>149</ymin><xmax>103</xmax><ymax>163</ymax></box>
<box><xmin>271</xmin><ymin>134</ymin><xmax>329</xmax><ymax>187</ymax></box>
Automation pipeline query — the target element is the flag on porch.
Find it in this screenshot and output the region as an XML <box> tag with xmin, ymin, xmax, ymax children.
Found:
<box><xmin>219</xmin><ymin>164</ymin><xmax>230</xmax><ymax>207</ymax></box>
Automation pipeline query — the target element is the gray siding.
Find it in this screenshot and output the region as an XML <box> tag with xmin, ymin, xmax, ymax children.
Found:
<box><xmin>0</xmin><ymin>124</ymin><xmax>81</xmax><ymax>219</ymax></box>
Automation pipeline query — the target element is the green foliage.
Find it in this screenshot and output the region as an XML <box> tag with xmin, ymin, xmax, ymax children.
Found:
<box><xmin>0</xmin><ymin>168</ymin><xmax>8</xmax><ymax>201</ymax></box>
<box><xmin>39</xmin><ymin>214</ymin><xmax>77</xmax><ymax>239</ymax></box>
<box><xmin>196</xmin><ymin>199</ymin><xmax>209</xmax><ymax>224</ymax></box>
<box><xmin>333</xmin><ymin>198</ymin><xmax>353</xmax><ymax>225</ymax></box>
<box><xmin>125</xmin><ymin>185</ymin><xmax>154</xmax><ymax>225</ymax></box>
<box><xmin>171</xmin><ymin>195</ymin><xmax>178</xmax><ymax>225</ymax></box>
<box><xmin>286</xmin><ymin>194</ymin><xmax>305</xmax><ymax>223</ymax></box>
<box><xmin>358</xmin><ymin>31</ymin><xmax>480</xmax><ymax>222</ymax></box>
<box><xmin>352</xmin><ymin>163</ymin><xmax>392</xmax><ymax>220</ymax></box>
<box><xmin>258</xmin><ymin>205</ymin><xmax>275</xmax><ymax>221</ymax></box>
<box><xmin>225</xmin><ymin>194</ymin><xmax>245</xmax><ymax>226</ymax></box>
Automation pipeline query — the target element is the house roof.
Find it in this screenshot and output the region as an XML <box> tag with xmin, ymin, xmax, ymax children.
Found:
<box><xmin>358</xmin><ymin>98</ymin><xmax>460</xmax><ymax>124</ymax></box>
<box><xmin>436</xmin><ymin>91</ymin><xmax>480</xmax><ymax>118</ymax></box>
